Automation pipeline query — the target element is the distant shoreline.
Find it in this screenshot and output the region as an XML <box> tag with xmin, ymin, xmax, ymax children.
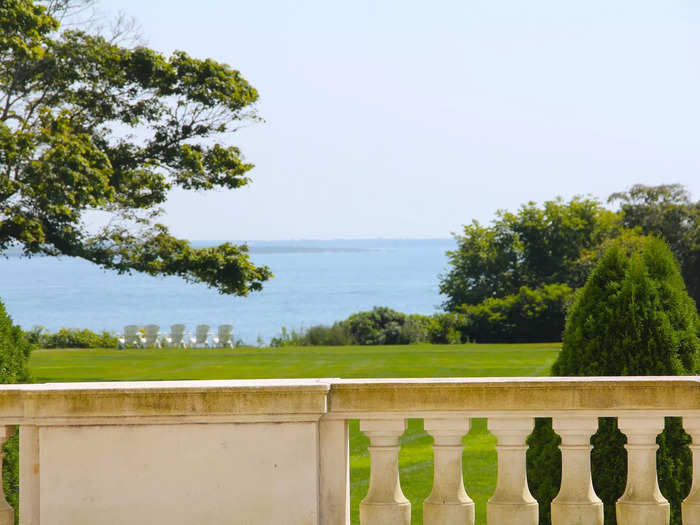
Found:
<box><xmin>4</xmin><ymin>238</ymin><xmax>455</xmax><ymax>256</ymax></box>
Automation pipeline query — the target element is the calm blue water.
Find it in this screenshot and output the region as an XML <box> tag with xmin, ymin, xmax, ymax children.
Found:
<box><xmin>0</xmin><ymin>239</ymin><xmax>454</xmax><ymax>344</ymax></box>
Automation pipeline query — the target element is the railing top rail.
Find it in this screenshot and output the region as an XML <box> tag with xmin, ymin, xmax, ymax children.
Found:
<box><xmin>328</xmin><ymin>376</ymin><xmax>700</xmax><ymax>415</ymax></box>
<box><xmin>0</xmin><ymin>377</ymin><xmax>698</xmax><ymax>423</ymax></box>
<box><xmin>1</xmin><ymin>376</ymin><xmax>694</xmax><ymax>390</ymax></box>
<box><xmin>332</xmin><ymin>376</ymin><xmax>700</xmax><ymax>384</ymax></box>
<box><xmin>0</xmin><ymin>378</ymin><xmax>334</xmax><ymax>392</ymax></box>
<box><xmin>0</xmin><ymin>379</ymin><xmax>334</xmax><ymax>423</ymax></box>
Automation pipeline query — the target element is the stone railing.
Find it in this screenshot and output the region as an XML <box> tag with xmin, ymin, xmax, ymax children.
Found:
<box><xmin>0</xmin><ymin>377</ymin><xmax>698</xmax><ymax>524</ymax></box>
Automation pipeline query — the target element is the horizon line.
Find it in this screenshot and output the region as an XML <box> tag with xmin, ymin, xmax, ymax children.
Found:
<box><xmin>189</xmin><ymin>236</ymin><xmax>455</xmax><ymax>243</ymax></box>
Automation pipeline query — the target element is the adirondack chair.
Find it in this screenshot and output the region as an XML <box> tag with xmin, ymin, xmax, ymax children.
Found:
<box><xmin>117</xmin><ymin>325</ymin><xmax>144</xmax><ymax>349</ymax></box>
<box><xmin>164</xmin><ymin>324</ymin><xmax>186</xmax><ymax>348</ymax></box>
<box><xmin>189</xmin><ymin>324</ymin><xmax>210</xmax><ymax>348</ymax></box>
<box><xmin>212</xmin><ymin>324</ymin><xmax>234</xmax><ymax>348</ymax></box>
<box><xmin>143</xmin><ymin>324</ymin><xmax>161</xmax><ymax>348</ymax></box>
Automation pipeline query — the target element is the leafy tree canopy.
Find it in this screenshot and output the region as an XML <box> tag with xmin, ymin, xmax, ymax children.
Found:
<box><xmin>440</xmin><ymin>184</ymin><xmax>699</xmax><ymax>317</ymax></box>
<box><xmin>439</xmin><ymin>196</ymin><xmax>619</xmax><ymax>310</ymax></box>
<box><xmin>609</xmin><ymin>183</ymin><xmax>699</xmax><ymax>307</ymax></box>
<box><xmin>0</xmin><ymin>0</ymin><xmax>271</xmax><ymax>294</ymax></box>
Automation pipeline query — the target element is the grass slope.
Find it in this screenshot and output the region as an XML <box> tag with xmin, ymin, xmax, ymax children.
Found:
<box><xmin>29</xmin><ymin>343</ymin><xmax>559</xmax><ymax>524</ymax></box>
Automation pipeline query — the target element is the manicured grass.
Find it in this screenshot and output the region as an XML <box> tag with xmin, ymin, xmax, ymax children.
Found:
<box><xmin>29</xmin><ymin>343</ymin><xmax>559</xmax><ymax>382</ymax></box>
<box><xmin>29</xmin><ymin>343</ymin><xmax>559</xmax><ymax>524</ymax></box>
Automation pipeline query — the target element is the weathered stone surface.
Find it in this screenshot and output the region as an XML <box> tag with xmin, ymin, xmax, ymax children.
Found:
<box><xmin>359</xmin><ymin>418</ymin><xmax>410</xmax><ymax>525</ymax></box>
<box><xmin>423</xmin><ymin>417</ymin><xmax>474</xmax><ymax>525</ymax></box>
<box><xmin>40</xmin><ymin>423</ymin><xmax>320</xmax><ymax>525</ymax></box>
<box><xmin>0</xmin><ymin>378</ymin><xmax>696</xmax><ymax>524</ymax></box>
<box><xmin>487</xmin><ymin>417</ymin><xmax>538</xmax><ymax>525</ymax></box>
<box><xmin>328</xmin><ymin>377</ymin><xmax>700</xmax><ymax>414</ymax></box>
<box><xmin>616</xmin><ymin>417</ymin><xmax>670</xmax><ymax>525</ymax></box>
<box><xmin>551</xmin><ymin>417</ymin><xmax>603</xmax><ymax>525</ymax></box>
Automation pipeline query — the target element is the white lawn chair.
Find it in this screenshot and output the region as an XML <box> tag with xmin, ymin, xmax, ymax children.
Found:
<box><xmin>143</xmin><ymin>324</ymin><xmax>161</xmax><ymax>348</ymax></box>
<box><xmin>212</xmin><ymin>324</ymin><xmax>234</xmax><ymax>348</ymax></box>
<box><xmin>164</xmin><ymin>324</ymin><xmax>186</xmax><ymax>348</ymax></box>
<box><xmin>188</xmin><ymin>324</ymin><xmax>210</xmax><ymax>348</ymax></box>
<box><xmin>117</xmin><ymin>325</ymin><xmax>144</xmax><ymax>349</ymax></box>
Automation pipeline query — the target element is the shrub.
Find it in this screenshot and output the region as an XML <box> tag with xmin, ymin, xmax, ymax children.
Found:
<box><xmin>344</xmin><ymin>307</ymin><xmax>404</xmax><ymax>345</ymax></box>
<box><xmin>458</xmin><ymin>283</ymin><xmax>573</xmax><ymax>343</ymax></box>
<box><xmin>427</xmin><ymin>313</ymin><xmax>469</xmax><ymax>344</ymax></box>
<box><xmin>271</xmin><ymin>308</ymin><xmax>431</xmax><ymax>347</ymax></box>
<box><xmin>304</xmin><ymin>324</ymin><xmax>352</xmax><ymax>346</ymax></box>
<box><xmin>343</xmin><ymin>307</ymin><xmax>429</xmax><ymax>345</ymax></box>
<box><xmin>398</xmin><ymin>315</ymin><xmax>431</xmax><ymax>345</ymax></box>
<box><xmin>29</xmin><ymin>327</ymin><xmax>117</xmax><ymax>349</ymax></box>
<box><xmin>0</xmin><ymin>302</ymin><xmax>31</xmax><ymax>383</ymax></box>
<box><xmin>269</xmin><ymin>326</ymin><xmax>306</xmax><ymax>347</ymax></box>
<box><xmin>270</xmin><ymin>324</ymin><xmax>352</xmax><ymax>347</ymax></box>
<box><xmin>2</xmin><ymin>432</ymin><xmax>18</xmax><ymax>520</ymax></box>
<box><xmin>0</xmin><ymin>300</ymin><xmax>31</xmax><ymax>520</ymax></box>
<box><xmin>527</xmin><ymin>235</ymin><xmax>699</xmax><ymax>525</ymax></box>
<box><xmin>428</xmin><ymin>284</ymin><xmax>573</xmax><ymax>344</ymax></box>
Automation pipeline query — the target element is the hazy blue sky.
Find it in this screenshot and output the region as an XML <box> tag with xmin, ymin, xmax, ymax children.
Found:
<box><xmin>102</xmin><ymin>0</ymin><xmax>699</xmax><ymax>240</ymax></box>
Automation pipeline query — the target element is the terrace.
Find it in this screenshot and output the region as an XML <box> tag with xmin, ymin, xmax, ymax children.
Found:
<box><xmin>0</xmin><ymin>377</ymin><xmax>697</xmax><ymax>525</ymax></box>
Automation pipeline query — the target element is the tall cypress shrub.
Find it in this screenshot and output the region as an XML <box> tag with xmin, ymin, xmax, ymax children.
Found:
<box><xmin>0</xmin><ymin>301</ymin><xmax>30</xmax><ymax>384</ymax></box>
<box><xmin>527</xmin><ymin>235</ymin><xmax>700</xmax><ymax>525</ymax></box>
<box><xmin>0</xmin><ymin>300</ymin><xmax>32</xmax><ymax>521</ymax></box>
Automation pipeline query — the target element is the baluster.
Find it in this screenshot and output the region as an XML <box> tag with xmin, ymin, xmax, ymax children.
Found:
<box><xmin>0</xmin><ymin>426</ymin><xmax>15</xmax><ymax>525</ymax></box>
<box><xmin>551</xmin><ymin>417</ymin><xmax>603</xmax><ymax>525</ymax></box>
<box><xmin>683</xmin><ymin>416</ymin><xmax>700</xmax><ymax>525</ymax></box>
<box><xmin>359</xmin><ymin>418</ymin><xmax>410</xmax><ymax>525</ymax></box>
<box><xmin>616</xmin><ymin>416</ymin><xmax>669</xmax><ymax>525</ymax></box>
<box><xmin>487</xmin><ymin>417</ymin><xmax>538</xmax><ymax>525</ymax></box>
<box><xmin>423</xmin><ymin>417</ymin><xmax>474</xmax><ymax>525</ymax></box>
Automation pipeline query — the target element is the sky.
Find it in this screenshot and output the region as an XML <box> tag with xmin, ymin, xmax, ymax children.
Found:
<box><xmin>99</xmin><ymin>0</ymin><xmax>700</xmax><ymax>240</ymax></box>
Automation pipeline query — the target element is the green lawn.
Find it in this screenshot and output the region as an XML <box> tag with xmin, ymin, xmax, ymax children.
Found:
<box><xmin>29</xmin><ymin>343</ymin><xmax>560</xmax><ymax>524</ymax></box>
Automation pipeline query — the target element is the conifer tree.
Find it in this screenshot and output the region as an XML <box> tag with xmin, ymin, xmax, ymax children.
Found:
<box><xmin>0</xmin><ymin>301</ymin><xmax>31</xmax><ymax>384</ymax></box>
<box><xmin>527</xmin><ymin>235</ymin><xmax>699</xmax><ymax>525</ymax></box>
<box><xmin>0</xmin><ymin>300</ymin><xmax>32</xmax><ymax>516</ymax></box>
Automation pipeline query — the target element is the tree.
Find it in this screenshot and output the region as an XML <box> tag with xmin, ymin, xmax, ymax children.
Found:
<box><xmin>609</xmin><ymin>184</ymin><xmax>700</xmax><ymax>309</ymax></box>
<box><xmin>1</xmin><ymin>0</ymin><xmax>272</xmax><ymax>295</ymax></box>
<box><xmin>440</xmin><ymin>196</ymin><xmax>619</xmax><ymax>310</ymax></box>
<box><xmin>527</xmin><ymin>235</ymin><xmax>700</xmax><ymax>525</ymax></box>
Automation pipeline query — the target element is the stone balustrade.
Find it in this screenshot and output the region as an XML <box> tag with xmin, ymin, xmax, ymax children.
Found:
<box><xmin>0</xmin><ymin>377</ymin><xmax>698</xmax><ymax>524</ymax></box>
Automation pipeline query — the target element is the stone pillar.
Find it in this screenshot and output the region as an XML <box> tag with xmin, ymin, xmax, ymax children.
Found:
<box><xmin>487</xmin><ymin>417</ymin><xmax>538</xmax><ymax>525</ymax></box>
<box><xmin>19</xmin><ymin>425</ymin><xmax>40</xmax><ymax>525</ymax></box>
<box><xmin>0</xmin><ymin>426</ymin><xmax>14</xmax><ymax>525</ymax></box>
<box><xmin>616</xmin><ymin>416</ymin><xmax>669</xmax><ymax>525</ymax></box>
<box><xmin>551</xmin><ymin>417</ymin><xmax>603</xmax><ymax>525</ymax></box>
<box><xmin>319</xmin><ymin>418</ymin><xmax>350</xmax><ymax>525</ymax></box>
<box><xmin>359</xmin><ymin>418</ymin><xmax>410</xmax><ymax>525</ymax></box>
<box><xmin>683</xmin><ymin>416</ymin><xmax>700</xmax><ymax>525</ymax></box>
<box><xmin>423</xmin><ymin>417</ymin><xmax>474</xmax><ymax>525</ymax></box>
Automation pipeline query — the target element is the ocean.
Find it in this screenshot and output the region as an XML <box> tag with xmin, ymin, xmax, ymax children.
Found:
<box><xmin>0</xmin><ymin>239</ymin><xmax>454</xmax><ymax>344</ymax></box>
